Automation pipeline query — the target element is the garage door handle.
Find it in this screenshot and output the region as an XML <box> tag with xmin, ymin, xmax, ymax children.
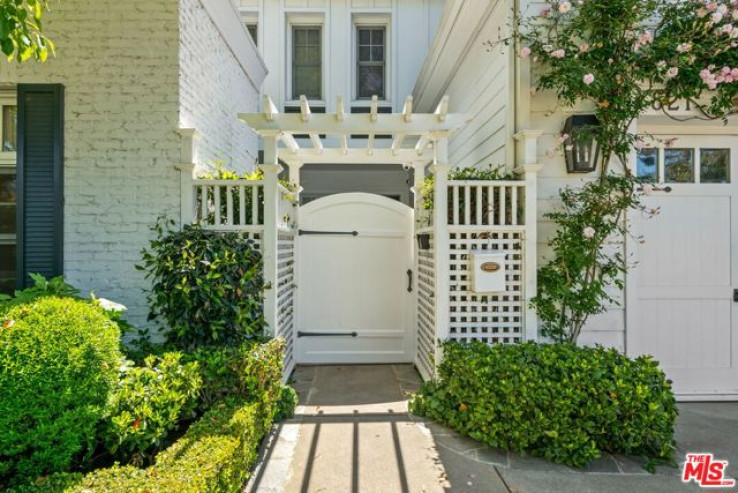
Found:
<box><xmin>407</xmin><ymin>269</ymin><xmax>413</xmax><ymax>293</ymax></box>
<box><xmin>299</xmin><ymin>229</ymin><xmax>358</xmax><ymax>236</ymax></box>
<box><xmin>297</xmin><ymin>331</ymin><xmax>358</xmax><ymax>338</ymax></box>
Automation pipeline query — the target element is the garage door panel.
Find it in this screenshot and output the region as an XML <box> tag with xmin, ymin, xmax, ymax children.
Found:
<box><xmin>636</xmin><ymin>299</ymin><xmax>731</xmax><ymax>370</ymax></box>
<box><xmin>637</xmin><ymin>196</ymin><xmax>731</xmax><ymax>287</ymax></box>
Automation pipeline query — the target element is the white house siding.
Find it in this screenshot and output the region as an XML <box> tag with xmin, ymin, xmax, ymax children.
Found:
<box><xmin>179</xmin><ymin>0</ymin><xmax>266</xmax><ymax>171</ymax></box>
<box><xmin>413</xmin><ymin>0</ymin><xmax>514</xmax><ymax>169</ymax></box>
<box><xmin>1</xmin><ymin>0</ymin><xmax>265</xmax><ymax>330</ymax></box>
<box><xmin>239</xmin><ymin>0</ymin><xmax>444</xmax><ymax>114</ymax></box>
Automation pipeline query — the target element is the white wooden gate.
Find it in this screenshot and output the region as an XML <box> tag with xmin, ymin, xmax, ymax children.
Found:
<box><xmin>296</xmin><ymin>193</ymin><xmax>414</xmax><ymax>364</ymax></box>
<box><xmin>627</xmin><ymin>135</ymin><xmax>738</xmax><ymax>400</ymax></box>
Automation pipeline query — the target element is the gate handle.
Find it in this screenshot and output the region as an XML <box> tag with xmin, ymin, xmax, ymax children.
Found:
<box><xmin>407</xmin><ymin>269</ymin><xmax>413</xmax><ymax>293</ymax></box>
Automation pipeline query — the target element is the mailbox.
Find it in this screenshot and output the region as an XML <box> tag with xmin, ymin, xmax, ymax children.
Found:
<box><xmin>470</xmin><ymin>250</ymin><xmax>506</xmax><ymax>293</ymax></box>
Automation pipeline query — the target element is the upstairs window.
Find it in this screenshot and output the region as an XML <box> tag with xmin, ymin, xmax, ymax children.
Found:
<box><xmin>292</xmin><ymin>26</ymin><xmax>322</xmax><ymax>100</ymax></box>
<box><xmin>356</xmin><ymin>27</ymin><xmax>386</xmax><ymax>99</ymax></box>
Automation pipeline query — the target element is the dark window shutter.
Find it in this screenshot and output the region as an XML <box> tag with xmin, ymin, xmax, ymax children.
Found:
<box><xmin>16</xmin><ymin>84</ymin><xmax>64</xmax><ymax>288</ymax></box>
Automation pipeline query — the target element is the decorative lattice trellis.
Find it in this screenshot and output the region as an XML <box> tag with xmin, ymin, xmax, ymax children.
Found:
<box><xmin>415</xmin><ymin>230</ymin><xmax>436</xmax><ymax>381</ymax></box>
<box><xmin>448</xmin><ymin>231</ymin><xmax>524</xmax><ymax>344</ymax></box>
<box><xmin>275</xmin><ymin>231</ymin><xmax>296</xmax><ymax>376</ymax></box>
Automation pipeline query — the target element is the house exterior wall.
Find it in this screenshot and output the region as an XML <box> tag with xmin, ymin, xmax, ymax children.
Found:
<box><xmin>0</xmin><ymin>0</ymin><xmax>182</xmax><ymax>328</ymax></box>
<box><xmin>414</xmin><ymin>0</ymin><xmax>626</xmax><ymax>349</ymax></box>
<box><xmin>238</xmin><ymin>0</ymin><xmax>444</xmax><ymax>114</ymax></box>
<box><xmin>1</xmin><ymin>0</ymin><xmax>266</xmax><ymax>329</ymax></box>
<box><xmin>180</xmin><ymin>0</ymin><xmax>266</xmax><ymax>171</ymax></box>
<box><xmin>413</xmin><ymin>0</ymin><xmax>514</xmax><ymax>170</ymax></box>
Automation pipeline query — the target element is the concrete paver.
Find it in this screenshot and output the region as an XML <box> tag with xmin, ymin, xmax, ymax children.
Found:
<box><xmin>247</xmin><ymin>365</ymin><xmax>738</xmax><ymax>493</ymax></box>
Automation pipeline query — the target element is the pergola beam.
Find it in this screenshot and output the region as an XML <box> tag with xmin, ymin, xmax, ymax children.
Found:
<box><xmin>239</xmin><ymin>113</ymin><xmax>468</xmax><ymax>135</ymax></box>
<box><xmin>299</xmin><ymin>95</ymin><xmax>311</xmax><ymax>122</ymax></box>
<box><xmin>435</xmin><ymin>95</ymin><xmax>449</xmax><ymax>122</ymax></box>
<box><xmin>279</xmin><ymin>148</ymin><xmax>433</xmax><ymax>166</ymax></box>
<box><xmin>403</xmin><ymin>96</ymin><xmax>413</xmax><ymax>122</ymax></box>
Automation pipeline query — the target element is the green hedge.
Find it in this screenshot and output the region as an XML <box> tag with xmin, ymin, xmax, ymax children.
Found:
<box><xmin>10</xmin><ymin>339</ymin><xmax>287</xmax><ymax>492</ymax></box>
<box><xmin>410</xmin><ymin>341</ymin><xmax>678</xmax><ymax>468</ymax></box>
<box><xmin>12</xmin><ymin>397</ymin><xmax>274</xmax><ymax>493</ymax></box>
<box><xmin>0</xmin><ymin>297</ymin><xmax>123</xmax><ymax>484</ymax></box>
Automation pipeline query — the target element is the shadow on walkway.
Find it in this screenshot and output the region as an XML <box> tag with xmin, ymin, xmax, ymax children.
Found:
<box><xmin>247</xmin><ymin>364</ymin><xmax>735</xmax><ymax>493</ymax></box>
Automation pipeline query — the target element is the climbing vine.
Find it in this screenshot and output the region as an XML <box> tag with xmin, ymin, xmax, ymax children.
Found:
<box><xmin>500</xmin><ymin>0</ymin><xmax>738</xmax><ymax>341</ymax></box>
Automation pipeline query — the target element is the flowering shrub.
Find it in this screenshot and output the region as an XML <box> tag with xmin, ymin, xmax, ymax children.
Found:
<box><xmin>531</xmin><ymin>175</ymin><xmax>653</xmax><ymax>341</ymax></box>
<box><xmin>512</xmin><ymin>0</ymin><xmax>738</xmax><ymax>170</ymax></box>
<box><xmin>497</xmin><ymin>0</ymin><xmax>738</xmax><ymax>340</ymax></box>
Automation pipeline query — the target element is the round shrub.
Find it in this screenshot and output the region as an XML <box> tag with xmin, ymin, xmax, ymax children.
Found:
<box><xmin>410</xmin><ymin>341</ymin><xmax>678</xmax><ymax>468</ymax></box>
<box><xmin>0</xmin><ymin>297</ymin><xmax>123</xmax><ymax>483</ymax></box>
<box><xmin>138</xmin><ymin>219</ymin><xmax>265</xmax><ymax>349</ymax></box>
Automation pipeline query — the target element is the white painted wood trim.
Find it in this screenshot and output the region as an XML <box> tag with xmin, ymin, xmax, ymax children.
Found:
<box><xmin>260</xmin><ymin>135</ymin><xmax>282</xmax><ymax>339</ymax></box>
<box><xmin>432</xmin><ymin>139</ymin><xmax>451</xmax><ymax>371</ymax></box>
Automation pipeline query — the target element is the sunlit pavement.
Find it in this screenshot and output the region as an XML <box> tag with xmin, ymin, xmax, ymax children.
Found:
<box><xmin>246</xmin><ymin>365</ymin><xmax>737</xmax><ymax>493</ymax></box>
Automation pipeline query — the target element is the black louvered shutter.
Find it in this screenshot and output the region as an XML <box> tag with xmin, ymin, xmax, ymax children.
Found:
<box><xmin>16</xmin><ymin>84</ymin><xmax>64</xmax><ymax>288</ymax></box>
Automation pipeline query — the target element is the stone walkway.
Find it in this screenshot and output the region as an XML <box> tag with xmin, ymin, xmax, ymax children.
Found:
<box><xmin>246</xmin><ymin>365</ymin><xmax>738</xmax><ymax>493</ymax></box>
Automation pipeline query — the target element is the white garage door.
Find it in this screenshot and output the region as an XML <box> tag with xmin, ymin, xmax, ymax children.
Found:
<box><xmin>296</xmin><ymin>193</ymin><xmax>414</xmax><ymax>364</ymax></box>
<box><xmin>628</xmin><ymin>136</ymin><xmax>738</xmax><ymax>400</ymax></box>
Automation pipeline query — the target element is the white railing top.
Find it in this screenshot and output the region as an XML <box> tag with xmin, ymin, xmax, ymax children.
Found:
<box><xmin>193</xmin><ymin>179</ymin><xmax>265</xmax><ymax>186</ymax></box>
<box><xmin>447</xmin><ymin>180</ymin><xmax>524</xmax><ymax>187</ymax></box>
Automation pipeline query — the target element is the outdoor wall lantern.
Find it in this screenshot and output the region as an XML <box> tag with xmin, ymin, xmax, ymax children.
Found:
<box><xmin>563</xmin><ymin>114</ymin><xmax>601</xmax><ymax>173</ymax></box>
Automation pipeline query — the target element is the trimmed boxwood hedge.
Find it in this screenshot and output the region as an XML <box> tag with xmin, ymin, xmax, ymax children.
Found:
<box><xmin>10</xmin><ymin>338</ymin><xmax>287</xmax><ymax>492</ymax></box>
<box><xmin>410</xmin><ymin>341</ymin><xmax>678</xmax><ymax>469</ymax></box>
<box><xmin>0</xmin><ymin>297</ymin><xmax>122</xmax><ymax>483</ymax></box>
<box><xmin>12</xmin><ymin>394</ymin><xmax>276</xmax><ymax>493</ymax></box>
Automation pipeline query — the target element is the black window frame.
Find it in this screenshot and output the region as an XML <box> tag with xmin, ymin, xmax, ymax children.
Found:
<box><xmin>356</xmin><ymin>26</ymin><xmax>386</xmax><ymax>100</ymax></box>
<box><xmin>292</xmin><ymin>25</ymin><xmax>323</xmax><ymax>101</ymax></box>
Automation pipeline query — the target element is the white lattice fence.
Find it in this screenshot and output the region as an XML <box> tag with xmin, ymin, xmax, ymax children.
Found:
<box><xmin>276</xmin><ymin>231</ymin><xmax>296</xmax><ymax>376</ymax></box>
<box><xmin>415</xmin><ymin>229</ymin><xmax>436</xmax><ymax>381</ymax></box>
<box><xmin>448</xmin><ymin>231</ymin><xmax>524</xmax><ymax>344</ymax></box>
<box><xmin>414</xmin><ymin>172</ymin><xmax>530</xmax><ymax>381</ymax></box>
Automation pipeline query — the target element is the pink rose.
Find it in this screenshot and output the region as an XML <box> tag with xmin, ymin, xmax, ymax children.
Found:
<box><xmin>583</xmin><ymin>73</ymin><xmax>595</xmax><ymax>85</ymax></box>
<box><xmin>665</xmin><ymin>67</ymin><xmax>679</xmax><ymax>79</ymax></box>
<box><xmin>579</xmin><ymin>43</ymin><xmax>590</xmax><ymax>52</ymax></box>
<box><xmin>551</xmin><ymin>49</ymin><xmax>566</xmax><ymax>58</ymax></box>
<box><xmin>520</xmin><ymin>47</ymin><xmax>532</xmax><ymax>57</ymax></box>
<box><xmin>583</xmin><ymin>227</ymin><xmax>596</xmax><ymax>239</ymax></box>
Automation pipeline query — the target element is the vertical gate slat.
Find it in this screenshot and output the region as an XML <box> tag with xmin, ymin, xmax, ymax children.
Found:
<box><xmin>226</xmin><ymin>186</ymin><xmax>234</xmax><ymax>226</ymax></box>
<box><xmin>239</xmin><ymin>186</ymin><xmax>245</xmax><ymax>225</ymax></box>
<box><xmin>200</xmin><ymin>186</ymin><xmax>208</xmax><ymax>225</ymax></box>
<box><xmin>487</xmin><ymin>186</ymin><xmax>494</xmax><ymax>226</ymax></box>
<box><xmin>452</xmin><ymin>185</ymin><xmax>459</xmax><ymax>225</ymax></box>
<box><xmin>214</xmin><ymin>186</ymin><xmax>222</xmax><ymax>226</ymax></box>
<box><xmin>463</xmin><ymin>185</ymin><xmax>471</xmax><ymax>225</ymax></box>
<box><xmin>511</xmin><ymin>185</ymin><xmax>518</xmax><ymax>225</ymax></box>
<box><xmin>475</xmin><ymin>185</ymin><xmax>482</xmax><ymax>225</ymax></box>
<box><xmin>499</xmin><ymin>186</ymin><xmax>506</xmax><ymax>226</ymax></box>
<box><xmin>252</xmin><ymin>185</ymin><xmax>259</xmax><ymax>225</ymax></box>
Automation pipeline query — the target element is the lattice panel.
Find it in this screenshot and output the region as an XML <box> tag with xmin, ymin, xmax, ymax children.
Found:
<box><xmin>275</xmin><ymin>231</ymin><xmax>296</xmax><ymax>376</ymax></box>
<box><xmin>416</xmin><ymin>232</ymin><xmax>436</xmax><ymax>381</ymax></box>
<box><xmin>449</xmin><ymin>231</ymin><xmax>524</xmax><ymax>344</ymax></box>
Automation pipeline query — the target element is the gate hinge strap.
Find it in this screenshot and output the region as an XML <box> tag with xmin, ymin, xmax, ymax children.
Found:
<box><xmin>299</xmin><ymin>229</ymin><xmax>358</xmax><ymax>236</ymax></box>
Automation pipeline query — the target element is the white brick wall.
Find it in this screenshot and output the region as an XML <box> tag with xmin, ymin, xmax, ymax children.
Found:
<box><xmin>1</xmin><ymin>0</ymin><xmax>265</xmax><ymax>332</ymax></box>
<box><xmin>179</xmin><ymin>0</ymin><xmax>262</xmax><ymax>172</ymax></box>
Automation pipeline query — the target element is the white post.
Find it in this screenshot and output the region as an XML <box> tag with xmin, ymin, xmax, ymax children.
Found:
<box><xmin>288</xmin><ymin>162</ymin><xmax>303</xmax><ymax>201</ymax></box>
<box><xmin>513</xmin><ymin>131</ymin><xmax>544</xmax><ymax>342</ymax></box>
<box><xmin>175</xmin><ymin>128</ymin><xmax>201</xmax><ymax>227</ymax></box>
<box><xmin>431</xmin><ymin>139</ymin><xmax>451</xmax><ymax>369</ymax></box>
<box><xmin>260</xmin><ymin>133</ymin><xmax>282</xmax><ymax>338</ymax></box>
<box><xmin>411</xmin><ymin>161</ymin><xmax>426</xmax><ymax>212</ymax></box>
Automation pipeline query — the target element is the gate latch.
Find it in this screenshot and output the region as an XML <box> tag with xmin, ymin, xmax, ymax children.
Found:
<box><xmin>734</xmin><ymin>289</ymin><xmax>738</xmax><ymax>302</ymax></box>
